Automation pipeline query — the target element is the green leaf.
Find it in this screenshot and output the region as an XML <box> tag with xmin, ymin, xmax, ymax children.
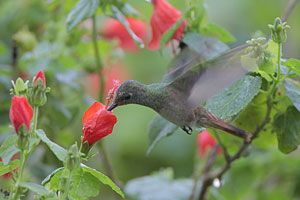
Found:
<box><xmin>201</xmin><ymin>23</ymin><xmax>236</xmax><ymax>43</ymax></box>
<box><xmin>36</xmin><ymin>129</ymin><xmax>67</xmax><ymax>162</ymax></box>
<box><xmin>69</xmin><ymin>168</ymin><xmax>100</xmax><ymax>199</ymax></box>
<box><xmin>206</xmin><ymin>75</ymin><xmax>262</xmax><ymax>120</ymax></box>
<box><xmin>182</xmin><ymin>32</ymin><xmax>228</xmax><ymax>57</ymax></box>
<box><xmin>284</xmin><ymin>58</ymin><xmax>300</xmax><ymax>75</ymax></box>
<box><xmin>0</xmin><ymin>160</ymin><xmax>20</xmax><ymax>176</ymax></box>
<box><xmin>41</xmin><ymin>167</ymin><xmax>64</xmax><ymax>185</ymax></box>
<box><xmin>125</xmin><ymin>168</ymin><xmax>193</xmax><ymax>200</ymax></box>
<box><xmin>0</xmin><ymin>134</ymin><xmax>19</xmax><ymax>165</ymax></box>
<box><xmin>160</xmin><ymin>17</ymin><xmax>185</xmax><ymax>51</ymax></box>
<box><xmin>147</xmin><ymin>115</ymin><xmax>178</xmax><ymax>155</ymax></box>
<box><xmin>19</xmin><ymin>182</ymin><xmax>53</xmax><ymax>196</ymax></box>
<box><xmin>273</xmin><ymin>106</ymin><xmax>300</xmax><ymax>154</ymax></box>
<box><xmin>285</xmin><ymin>79</ymin><xmax>300</xmax><ymax>112</ymax></box>
<box><xmin>81</xmin><ymin>164</ymin><xmax>124</xmax><ymax>198</ymax></box>
<box><xmin>66</xmin><ymin>0</ymin><xmax>99</xmax><ymax>31</ymax></box>
<box><xmin>44</xmin><ymin>167</ymin><xmax>100</xmax><ymax>199</ymax></box>
<box><xmin>111</xmin><ymin>5</ymin><xmax>144</xmax><ymax>48</ymax></box>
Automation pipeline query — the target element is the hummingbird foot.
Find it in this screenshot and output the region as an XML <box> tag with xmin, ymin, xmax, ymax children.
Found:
<box><xmin>182</xmin><ymin>126</ymin><xmax>193</xmax><ymax>135</ymax></box>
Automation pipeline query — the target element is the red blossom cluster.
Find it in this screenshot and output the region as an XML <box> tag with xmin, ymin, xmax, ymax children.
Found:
<box><xmin>82</xmin><ymin>0</ymin><xmax>186</xmax><ymax>147</ymax></box>
<box><xmin>101</xmin><ymin>0</ymin><xmax>186</xmax><ymax>51</ymax></box>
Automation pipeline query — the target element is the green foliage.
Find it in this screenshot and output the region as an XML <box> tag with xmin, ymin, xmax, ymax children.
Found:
<box><xmin>284</xmin><ymin>58</ymin><xmax>300</xmax><ymax>76</ymax></box>
<box><xmin>201</xmin><ymin>23</ymin><xmax>236</xmax><ymax>43</ymax></box>
<box><xmin>206</xmin><ymin>75</ymin><xmax>262</xmax><ymax>120</ymax></box>
<box><xmin>44</xmin><ymin>165</ymin><xmax>124</xmax><ymax>199</ymax></box>
<box><xmin>273</xmin><ymin>106</ymin><xmax>300</xmax><ymax>154</ymax></box>
<box><xmin>147</xmin><ymin>115</ymin><xmax>178</xmax><ymax>155</ymax></box>
<box><xmin>0</xmin><ymin>135</ymin><xmax>19</xmax><ymax>165</ymax></box>
<box><xmin>67</xmin><ymin>0</ymin><xmax>99</xmax><ymax>31</ymax></box>
<box><xmin>18</xmin><ymin>182</ymin><xmax>53</xmax><ymax>197</ymax></box>
<box><xmin>36</xmin><ymin>129</ymin><xmax>67</xmax><ymax>162</ymax></box>
<box><xmin>81</xmin><ymin>164</ymin><xmax>124</xmax><ymax>198</ymax></box>
<box><xmin>0</xmin><ymin>160</ymin><xmax>19</xmax><ymax>176</ymax></box>
<box><xmin>125</xmin><ymin>168</ymin><xmax>193</xmax><ymax>200</ymax></box>
<box><xmin>285</xmin><ymin>79</ymin><xmax>300</xmax><ymax>111</ymax></box>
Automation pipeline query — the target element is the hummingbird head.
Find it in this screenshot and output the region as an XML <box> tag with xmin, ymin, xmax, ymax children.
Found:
<box><xmin>107</xmin><ymin>80</ymin><xmax>145</xmax><ymax>111</ymax></box>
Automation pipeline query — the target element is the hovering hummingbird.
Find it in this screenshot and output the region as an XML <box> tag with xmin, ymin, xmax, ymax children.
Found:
<box><xmin>108</xmin><ymin>34</ymin><xmax>254</xmax><ymax>141</ymax></box>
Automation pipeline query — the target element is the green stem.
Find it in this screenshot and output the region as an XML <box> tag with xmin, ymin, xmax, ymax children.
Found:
<box><xmin>91</xmin><ymin>15</ymin><xmax>120</xmax><ymax>189</ymax></box>
<box><xmin>11</xmin><ymin>106</ymin><xmax>39</xmax><ymax>200</ymax></box>
<box><xmin>276</xmin><ymin>43</ymin><xmax>282</xmax><ymax>83</ymax></box>
<box><xmin>60</xmin><ymin>169</ymin><xmax>72</xmax><ymax>200</ymax></box>
<box><xmin>92</xmin><ymin>15</ymin><xmax>105</xmax><ymax>101</ymax></box>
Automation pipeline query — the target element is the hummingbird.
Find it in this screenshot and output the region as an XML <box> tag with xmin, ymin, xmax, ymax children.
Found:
<box><xmin>108</xmin><ymin>34</ymin><xmax>253</xmax><ymax>142</ymax></box>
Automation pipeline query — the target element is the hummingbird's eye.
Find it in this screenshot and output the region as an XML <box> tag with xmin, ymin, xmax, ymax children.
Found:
<box><xmin>124</xmin><ymin>94</ymin><xmax>131</xmax><ymax>100</ymax></box>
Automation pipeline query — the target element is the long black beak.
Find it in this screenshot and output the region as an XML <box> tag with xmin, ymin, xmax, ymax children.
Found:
<box><xmin>107</xmin><ymin>103</ymin><xmax>118</xmax><ymax>111</ymax></box>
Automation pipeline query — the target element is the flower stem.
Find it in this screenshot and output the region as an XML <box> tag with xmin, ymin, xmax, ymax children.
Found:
<box><xmin>276</xmin><ymin>43</ymin><xmax>282</xmax><ymax>83</ymax></box>
<box><xmin>92</xmin><ymin>15</ymin><xmax>105</xmax><ymax>101</ymax></box>
<box><xmin>11</xmin><ymin>106</ymin><xmax>39</xmax><ymax>200</ymax></box>
<box><xmin>91</xmin><ymin>14</ymin><xmax>121</xmax><ymax>190</ymax></box>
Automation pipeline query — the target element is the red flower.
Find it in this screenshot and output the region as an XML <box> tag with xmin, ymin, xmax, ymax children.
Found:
<box><xmin>82</xmin><ymin>102</ymin><xmax>117</xmax><ymax>145</ymax></box>
<box><xmin>0</xmin><ymin>154</ymin><xmax>19</xmax><ymax>179</ymax></box>
<box><xmin>102</xmin><ymin>18</ymin><xmax>148</xmax><ymax>52</ymax></box>
<box><xmin>33</xmin><ymin>70</ymin><xmax>46</xmax><ymax>88</ymax></box>
<box><xmin>149</xmin><ymin>0</ymin><xmax>186</xmax><ymax>50</ymax></box>
<box><xmin>9</xmin><ymin>96</ymin><xmax>33</xmax><ymax>133</ymax></box>
<box><xmin>197</xmin><ymin>129</ymin><xmax>221</xmax><ymax>157</ymax></box>
<box><xmin>85</xmin><ymin>64</ymin><xmax>128</xmax><ymax>98</ymax></box>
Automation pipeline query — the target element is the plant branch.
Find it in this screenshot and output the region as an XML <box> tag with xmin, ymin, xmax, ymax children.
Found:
<box><xmin>196</xmin><ymin>38</ymin><xmax>283</xmax><ymax>200</ymax></box>
<box><xmin>91</xmin><ymin>15</ymin><xmax>121</xmax><ymax>190</ymax></box>
<box><xmin>282</xmin><ymin>0</ymin><xmax>299</xmax><ymax>22</ymax></box>
<box><xmin>11</xmin><ymin>106</ymin><xmax>40</xmax><ymax>200</ymax></box>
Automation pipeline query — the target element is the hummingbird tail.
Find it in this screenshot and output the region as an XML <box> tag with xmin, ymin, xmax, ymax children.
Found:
<box><xmin>194</xmin><ymin>107</ymin><xmax>251</xmax><ymax>142</ymax></box>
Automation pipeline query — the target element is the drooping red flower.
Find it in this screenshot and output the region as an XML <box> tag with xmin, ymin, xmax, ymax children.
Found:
<box><xmin>85</xmin><ymin>64</ymin><xmax>129</xmax><ymax>98</ymax></box>
<box><xmin>101</xmin><ymin>17</ymin><xmax>148</xmax><ymax>52</ymax></box>
<box><xmin>82</xmin><ymin>102</ymin><xmax>117</xmax><ymax>145</ymax></box>
<box><xmin>9</xmin><ymin>96</ymin><xmax>33</xmax><ymax>133</ymax></box>
<box><xmin>0</xmin><ymin>154</ymin><xmax>19</xmax><ymax>179</ymax></box>
<box><xmin>197</xmin><ymin>129</ymin><xmax>222</xmax><ymax>157</ymax></box>
<box><xmin>149</xmin><ymin>0</ymin><xmax>186</xmax><ymax>50</ymax></box>
<box><xmin>33</xmin><ymin>70</ymin><xmax>46</xmax><ymax>88</ymax></box>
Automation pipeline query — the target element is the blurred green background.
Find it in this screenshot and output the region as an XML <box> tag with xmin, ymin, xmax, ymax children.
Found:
<box><xmin>0</xmin><ymin>0</ymin><xmax>300</xmax><ymax>199</ymax></box>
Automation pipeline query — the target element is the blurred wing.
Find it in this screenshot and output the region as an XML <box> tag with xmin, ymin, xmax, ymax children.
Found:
<box><xmin>162</xmin><ymin>34</ymin><xmax>229</xmax><ymax>84</ymax></box>
<box><xmin>168</xmin><ymin>44</ymin><xmax>250</xmax><ymax>107</ymax></box>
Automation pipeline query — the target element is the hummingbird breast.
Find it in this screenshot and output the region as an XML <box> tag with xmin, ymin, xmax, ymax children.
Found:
<box><xmin>155</xmin><ymin>88</ymin><xmax>196</xmax><ymax>127</ymax></box>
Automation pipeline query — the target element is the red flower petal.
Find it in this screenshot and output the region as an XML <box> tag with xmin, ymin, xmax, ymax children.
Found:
<box><xmin>82</xmin><ymin>102</ymin><xmax>105</xmax><ymax>124</ymax></box>
<box><xmin>33</xmin><ymin>70</ymin><xmax>46</xmax><ymax>88</ymax></box>
<box><xmin>102</xmin><ymin>18</ymin><xmax>148</xmax><ymax>52</ymax></box>
<box><xmin>82</xmin><ymin>102</ymin><xmax>117</xmax><ymax>145</ymax></box>
<box><xmin>149</xmin><ymin>0</ymin><xmax>186</xmax><ymax>50</ymax></box>
<box><xmin>9</xmin><ymin>96</ymin><xmax>33</xmax><ymax>133</ymax></box>
<box><xmin>197</xmin><ymin>129</ymin><xmax>221</xmax><ymax>157</ymax></box>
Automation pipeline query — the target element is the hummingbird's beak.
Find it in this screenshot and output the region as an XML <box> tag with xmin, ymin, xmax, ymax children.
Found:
<box><xmin>107</xmin><ymin>102</ymin><xmax>118</xmax><ymax>111</ymax></box>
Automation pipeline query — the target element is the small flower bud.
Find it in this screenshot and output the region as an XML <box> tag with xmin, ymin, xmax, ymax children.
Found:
<box><xmin>269</xmin><ymin>17</ymin><xmax>290</xmax><ymax>44</ymax></box>
<box><xmin>9</xmin><ymin>96</ymin><xmax>33</xmax><ymax>133</ymax></box>
<box><xmin>11</xmin><ymin>78</ymin><xmax>28</xmax><ymax>96</ymax></box>
<box><xmin>30</xmin><ymin>70</ymin><xmax>49</xmax><ymax>107</ymax></box>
